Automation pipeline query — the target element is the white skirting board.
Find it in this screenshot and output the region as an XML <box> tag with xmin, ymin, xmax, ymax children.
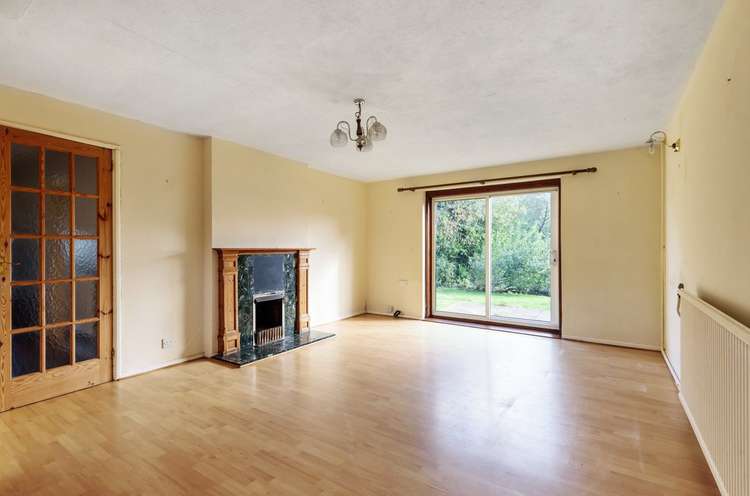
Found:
<box><xmin>364</xmin><ymin>316</ymin><xmax>662</xmax><ymax>351</ymax></box>
<box><xmin>563</xmin><ymin>335</ymin><xmax>661</xmax><ymax>351</ymax></box>
<box><xmin>365</xmin><ymin>311</ymin><xmax>423</xmax><ymax>320</ymax></box>
<box><xmin>312</xmin><ymin>310</ymin><xmax>367</xmax><ymax>327</ymax></box>
<box><xmin>661</xmin><ymin>349</ymin><xmax>681</xmax><ymax>387</ymax></box>
<box><xmin>117</xmin><ymin>353</ymin><xmax>206</xmax><ymax>380</ymax></box>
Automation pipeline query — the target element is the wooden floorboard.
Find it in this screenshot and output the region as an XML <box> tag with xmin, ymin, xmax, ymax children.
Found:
<box><xmin>0</xmin><ymin>315</ymin><xmax>718</xmax><ymax>495</ymax></box>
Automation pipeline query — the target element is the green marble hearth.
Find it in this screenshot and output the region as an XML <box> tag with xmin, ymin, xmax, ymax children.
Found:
<box><xmin>212</xmin><ymin>330</ymin><xmax>335</xmax><ymax>367</ymax></box>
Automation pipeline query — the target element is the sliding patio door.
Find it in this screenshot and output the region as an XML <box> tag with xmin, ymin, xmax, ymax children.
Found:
<box><xmin>429</xmin><ymin>180</ymin><xmax>560</xmax><ymax>332</ymax></box>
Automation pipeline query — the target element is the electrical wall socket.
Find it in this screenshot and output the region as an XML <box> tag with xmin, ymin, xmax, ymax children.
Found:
<box><xmin>161</xmin><ymin>338</ymin><xmax>173</xmax><ymax>349</ymax></box>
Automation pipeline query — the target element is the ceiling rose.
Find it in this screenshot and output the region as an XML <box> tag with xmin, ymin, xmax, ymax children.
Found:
<box><xmin>329</xmin><ymin>98</ymin><xmax>387</xmax><ymax>152</ymax></box>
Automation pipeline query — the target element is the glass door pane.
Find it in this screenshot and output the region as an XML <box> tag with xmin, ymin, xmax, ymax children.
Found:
<box><xmin>490</xmin><ymin>191</ymin><xmax>556</xmax><ymax>325</ymax></box>
<box><xmin>433</xmin><ymin>197</ymin><xmax>487</xmax><ymax>317</ymax></box>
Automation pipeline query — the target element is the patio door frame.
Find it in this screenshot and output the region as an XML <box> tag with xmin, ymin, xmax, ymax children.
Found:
<box><xmin>425</xmin><ymin>178</ymin><xmax>561</xmax><ymax>334</ymax></box>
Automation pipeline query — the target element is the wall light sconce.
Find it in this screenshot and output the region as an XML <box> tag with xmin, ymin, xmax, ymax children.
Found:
<box><xmin>646</xmin><ymin>131</ymin><xmax>667</xmax><ymax>155</ymax></box>
<box><xmin>646</xmin><ymin>131</ymin><xmax>681</xmax><ymax>154</ymax></box>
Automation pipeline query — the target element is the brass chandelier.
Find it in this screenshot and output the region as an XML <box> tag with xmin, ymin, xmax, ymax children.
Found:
<box><xmin>329</xmin><ymin>98</ymin><xmax>387</xmax><ymax>152</ymax></box>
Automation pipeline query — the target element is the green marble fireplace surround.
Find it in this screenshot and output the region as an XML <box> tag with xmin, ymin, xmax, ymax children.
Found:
<box><xmin>237</xmin><ymin>253</ymin><xmax>297</xmax><ymax>349</ymax></box>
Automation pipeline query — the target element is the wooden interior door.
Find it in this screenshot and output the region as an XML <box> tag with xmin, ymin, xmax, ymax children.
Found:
<box><xmin>0</xmin><ymin>126</ymin><xmax>113</xmax><ymax>412</ymax></box>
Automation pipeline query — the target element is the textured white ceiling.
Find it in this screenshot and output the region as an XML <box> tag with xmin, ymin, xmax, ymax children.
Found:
<box><xmin>0</xmin><ymin>0</ymin><xmax>723</xmax><ymax>181</ymax></box>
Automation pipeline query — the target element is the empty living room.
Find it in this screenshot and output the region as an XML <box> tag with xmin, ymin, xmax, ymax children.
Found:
<box><xmin>0</xmin><ymin>0</ymin><xmax>748</xmax><ymax>494</ymax></box>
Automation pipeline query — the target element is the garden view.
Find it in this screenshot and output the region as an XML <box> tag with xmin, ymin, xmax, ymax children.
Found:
<box><xmin>434</xmin><ymin>191</ymin><xmax>553</xmax><ymax>322</ymax></box>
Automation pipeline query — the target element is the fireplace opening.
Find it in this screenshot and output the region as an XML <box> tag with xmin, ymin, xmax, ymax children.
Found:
<box><xmin>254</xmin><ymin>292</ymin><xmax>285</xmax><ymax>346</ymax></box>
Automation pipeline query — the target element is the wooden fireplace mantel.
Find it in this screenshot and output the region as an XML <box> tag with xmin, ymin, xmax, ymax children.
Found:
<box><xmin>214</xmin><ymin>248</ymin><xmax>314</xmax><ymax>355</ymax></box>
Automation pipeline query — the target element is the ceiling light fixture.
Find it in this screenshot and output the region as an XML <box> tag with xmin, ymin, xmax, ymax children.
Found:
<box><xmin>330</xmin><ymin>98</ymin><xmax>387</xmax><ymax>152</ymax></box>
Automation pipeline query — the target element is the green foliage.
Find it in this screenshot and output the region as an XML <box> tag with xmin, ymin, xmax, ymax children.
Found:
<box><xmin>435</xmin><ymin>193</ymin><xmax>551</xmax><ymax>296</ymax></box>
<box><xmin>435</xmin><ymin>198</ymin><xmax>486</xmax><ymax>290</ymax></box>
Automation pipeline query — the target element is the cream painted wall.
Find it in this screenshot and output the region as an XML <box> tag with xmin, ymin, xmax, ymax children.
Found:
<box><xmin>367</xmin><ymin>148</ymin><xmax>662</xmax><ymax>349</ymax></box>
<box><xmin>664</xmin><ymin>0</ymin><xmax>750</xmax><ymax>377</ymax></box>
<box><xmin>0</xmin><ymin>85</ymin><xmax>206</xmax><ymax>378</ymax></box>
<box><xmin>0</xmin><ymin>86</ymin><xmax>369</xmax><ymax>374</ymax></box>
<box><xmin>208</xmin><ymin>138</ymin><xmax>367</xmax><ymax>353</ymax></box>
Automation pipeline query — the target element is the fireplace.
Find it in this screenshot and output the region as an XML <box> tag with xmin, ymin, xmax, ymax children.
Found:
<box><xmin>213</xmin><ymin>248</ymin><xmax>335</xmax><ymax>367</ymax></box>
<box><xmin>214</xmin><ymin>248</ymin><xmax>313</xmax><ymax>355</ymax></box>
<box><xmin>253</xmin><ymin>292</ymin><xmax>284</xmax><ymax>346</ymax></box>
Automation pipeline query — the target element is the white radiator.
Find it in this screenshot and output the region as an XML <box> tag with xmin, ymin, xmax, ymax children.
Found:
<box><xmin>679</xmin><ymin>288</ymin><xmax>750</xmax><ymax>496</ymax></box>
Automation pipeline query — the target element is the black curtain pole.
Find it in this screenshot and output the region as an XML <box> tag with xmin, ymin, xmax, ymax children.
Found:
<box><xmin>396</xmin><ymin>167</ymin><xmax>597</xmax><ymax>192</ymax></box>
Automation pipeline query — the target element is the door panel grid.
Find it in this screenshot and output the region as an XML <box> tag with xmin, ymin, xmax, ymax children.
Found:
<box><xmin>9</xmin><ymin>143</ymin><xmax>99</xmax><ymax>374</ymax></box>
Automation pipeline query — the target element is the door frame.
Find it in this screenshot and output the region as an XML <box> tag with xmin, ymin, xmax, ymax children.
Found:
<box><xmin>425</xmin><ymin>178</ymin><xmax>562</xmax><ymax>334</ymax></box>
<box><xmin>0</xmin><ymin>120</ymin><xmax>122</xmax><ymax>413</ymax></box>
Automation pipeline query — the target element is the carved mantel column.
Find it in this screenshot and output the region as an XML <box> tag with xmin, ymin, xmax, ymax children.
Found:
<box><xmin>217</xmin><ymin>250</ymin><xmax>240</xmax><ymax>355</ymax></box>
<box><xmin>296</xmin><ymin>249</ymin><xmax>312</xmax><ymax>333</ymax></box>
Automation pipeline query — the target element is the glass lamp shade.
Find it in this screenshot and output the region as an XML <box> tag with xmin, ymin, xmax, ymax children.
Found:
<box><xmin>369</xmin><ymin>120</ymin><xmax>387</xmax><ymax>141</ymax></box>
<box><xmin>330</xmin><ymin>128</ymin><xmax>348</xmax><ymax>147</ymax></box>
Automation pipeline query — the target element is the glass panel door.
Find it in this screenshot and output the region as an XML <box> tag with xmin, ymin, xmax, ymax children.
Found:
<box><xmin>430</xmin><ymin>183</ymin><xmax>560</xmax><ymax>331</ymax></box>
<box><xmin>433</xmin><ymin>197</ymin><xmax>486</xmax><ymax>317</ymax></box>
<box><xmin>490</xmin><ymin>190</ymin><xmax>558</xmax><ymax>328</ymax></box>
<box><xmin>1</xmin><ymin>125</ymin><xmax>113</xmax><ymax>412</ymax></box>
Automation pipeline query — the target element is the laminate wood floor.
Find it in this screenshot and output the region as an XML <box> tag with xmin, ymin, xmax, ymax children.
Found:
<box><xmin>0</xmin><ymin>315</ymin><xmax>718</xmax><ymax>495</ymax></box>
